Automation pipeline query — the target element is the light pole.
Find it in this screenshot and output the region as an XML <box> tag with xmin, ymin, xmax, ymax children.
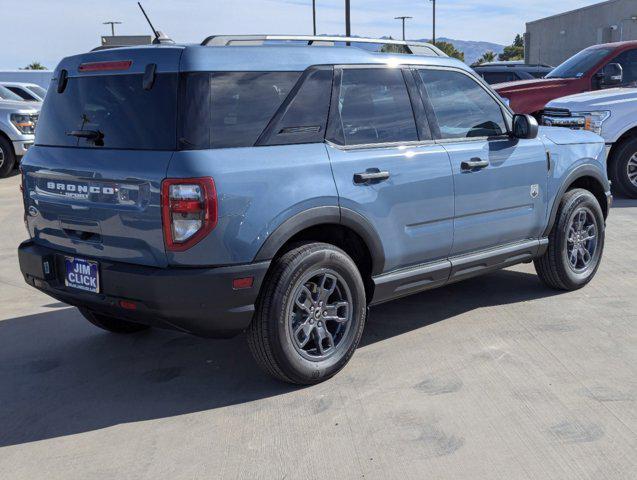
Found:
<box><xmin>394</xmin><ymin>16</ymin><xmax>413</xmax><ymax>41</ymax></box>
<box><xmin>429</xmin><ymin>0</ymin><xmax>436</xmax><ymax>45</ymax></box>
<box><xmin>103</xmin><ymin>21</ymin><xmax>122</xmax><ymax>37</ymax></box>
<box><xmin>312</xmin><ymin>0</ymin><xmax>317</xmax><ymax>35</ymax></box>
<box><xmin>345</xmin><ymin>0</ymin><xmax>351</xmax><ymax>37</ymax></box>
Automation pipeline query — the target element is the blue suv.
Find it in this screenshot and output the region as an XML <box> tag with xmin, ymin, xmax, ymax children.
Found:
<box><xmin>18</xmin><ymin>36</ymin><xmax>612</xmax><ymax>384</ymax></box>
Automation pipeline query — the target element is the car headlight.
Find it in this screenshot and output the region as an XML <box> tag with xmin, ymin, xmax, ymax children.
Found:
<box><xmin>571</xmin><ymin>111</ymin><xmax>611</xmax><ymax>135</ymax></box>
<box><xmin>10</xmin><ymin>113</ymin><xmax>37</xmax><ymax>134</ymax></box>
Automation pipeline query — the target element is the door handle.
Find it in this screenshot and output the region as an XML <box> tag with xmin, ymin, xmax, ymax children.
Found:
<box><xmin>353</xmin><ymin>169</ymin><xmax>391</xmax><ymax>185</ymax></box>
<box><xmin>461</xmin><ymin>158</ymin><xmax>490</xmax><ymax>172</ymax></box>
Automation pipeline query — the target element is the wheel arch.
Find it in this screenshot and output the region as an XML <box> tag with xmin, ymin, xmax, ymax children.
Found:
<box><xmin>254</xmin><ymin>207</ymin><xmax>385</xmax><ymax>300</ymax></box>
<box><xmin>607</xmin><ymin>125</ymin><xmax>637</xmax><ymax>166</ymax></box>
<box><xmin>544</xmin><ymin>166</ymin><xmax>610</xmax><ymax>237</ymax></box>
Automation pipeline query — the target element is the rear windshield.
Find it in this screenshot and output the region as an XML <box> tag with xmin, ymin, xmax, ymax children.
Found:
<box><xmin>36</xmin><ymin>73</ymin><xmax>178</xmax><ymax>150</ymax></box>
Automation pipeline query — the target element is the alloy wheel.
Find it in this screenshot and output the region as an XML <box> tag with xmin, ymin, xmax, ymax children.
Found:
<box><xmin>627</xmin><ymin>152</ymin><xmax>637</xmax><ymax>187</ymax></box>
<box><xmin>566</xmin><ymin>207</ymin><xmax>598</xmax><ymax>273</ymax></box>
<box><xmin>289</xmin><ymin>269</ymin><xmax>353</xmax><ymax>361</ymax></box>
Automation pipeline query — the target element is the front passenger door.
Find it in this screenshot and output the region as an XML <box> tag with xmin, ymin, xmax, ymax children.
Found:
<box><xmin>415</xmin><ymin>68</ymin><xmax>549</xmax><ymax>256</ymax></box>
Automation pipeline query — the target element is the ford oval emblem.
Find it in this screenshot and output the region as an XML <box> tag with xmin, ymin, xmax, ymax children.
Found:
<box><xmin>28</xmin><ymin>206</ymin><xmax>39</xmax><ymax>217</ymax></box>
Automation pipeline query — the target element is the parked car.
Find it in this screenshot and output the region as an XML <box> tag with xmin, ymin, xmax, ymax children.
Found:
<box><xmin>495</xmin><ymin>41</ymin><xmax>637</xmax><ymax>116</ymax></box>
<box><xmin>542</xmin><ymin>87</ymin><xmax>637</xmax><ymax>198</ymax></box>
<box><xmin>0</xmin><ymin>85</ymin><xmax>39</xmax><ymax>177</ymax></box>
<box><xmin>473</xmin><ymin>62</ymin><xmax>553</xmax><ymax>84</ymax></box>
<box><xmin>18</xmin><ymin>36</ymin><xmax>611</xmax><ymax>384</ymax></box>
<box><xmin>1</xmin><ymin>82</ymin><xmax>47</xmax><ymax>102</ymax></box>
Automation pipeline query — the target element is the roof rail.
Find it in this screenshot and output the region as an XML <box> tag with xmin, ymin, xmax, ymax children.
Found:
<box><xmin>200</xmin><ymin>35</ymin><xmax>446</xmax><ymax>57</ymax></box>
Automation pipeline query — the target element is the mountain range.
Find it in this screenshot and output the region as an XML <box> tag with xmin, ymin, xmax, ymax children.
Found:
<box><xmin>417</xmin><ymin>38</ymin><xmax>505</xmax><ymax>65</ymax></box>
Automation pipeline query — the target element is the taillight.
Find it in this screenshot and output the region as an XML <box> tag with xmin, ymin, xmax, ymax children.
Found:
<box><xmin>161</xmin><ymin>178</ymin><xmax>217</xmax><ymax>252</ymax></box>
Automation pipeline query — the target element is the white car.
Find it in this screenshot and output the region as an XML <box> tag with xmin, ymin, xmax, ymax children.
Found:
<box><xmin>0</xmin><ymin>82</ymin><xmax>47</xmax><ymax>102</ymax></box>
<box><xmin>542</xmin><ymin>88</ymin><xmax>637</xmax><ymax>198</ymax></box>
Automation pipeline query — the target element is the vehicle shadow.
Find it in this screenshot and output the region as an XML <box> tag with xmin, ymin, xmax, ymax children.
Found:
<box><xmin>0</xmin><ymin>269</ymin><xmax>559</xmax><ymax>448</ymax></box>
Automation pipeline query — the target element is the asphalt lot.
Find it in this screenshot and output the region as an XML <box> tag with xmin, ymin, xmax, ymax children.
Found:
<box><xmin>0</xmin><ymin>171</ymin><xmax>635</xmax><ymax>480</ymax></box>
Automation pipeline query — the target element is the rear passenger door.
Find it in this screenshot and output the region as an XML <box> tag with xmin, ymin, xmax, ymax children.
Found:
<box><xmin>414</xmin><ymin>67</ymin><xmax>548</xmax><ymax>256</ymax></box>
<box><xmin>326</xmin><ymin>67</ymin><xmax>454</xmax><ymax>274</ymax></box>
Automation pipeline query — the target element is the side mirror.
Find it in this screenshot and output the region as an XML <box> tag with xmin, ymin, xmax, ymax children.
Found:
<box><xmin>512</xmin><ymin>114</ymin><xmax>539</xmax><ymax>139</ymax></box>
<box><xmin>598</xmin><ymin>62</ymin><xmax>623</xmax><ymax>87</ymax></box>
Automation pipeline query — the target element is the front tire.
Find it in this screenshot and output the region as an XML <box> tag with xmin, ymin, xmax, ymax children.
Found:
<box><xmin>0</xmin><ymin>136</ymin><xmax>16</xmax><ymax>178</ymax></box>
<box><xmin>247</xmin><ymin>243</ymin><xmax>367</xmax><ymax>385</ymax></box>
<box><xmin>609</xmin><ymin>136</ymin><xmax>637</xmax><ymax>198</ymax></box>
<box><xmin>534</xmin><ymin>189</ymin><xmax>605</xmax><ymax>291</ymax></box>
<box><xmin>79</xmin><ymin>308</ymin><xmax>150</xmax><ymax>334</ymax></box>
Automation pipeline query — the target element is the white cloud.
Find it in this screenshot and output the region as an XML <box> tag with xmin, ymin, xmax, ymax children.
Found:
<box><xmin>0</xmin><ymin>0</ymin><xmax>597</xmax><ymax>69</ymax></box>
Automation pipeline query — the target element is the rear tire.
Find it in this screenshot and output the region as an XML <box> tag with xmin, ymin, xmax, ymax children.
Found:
<box><xmin>247</xmin><ymin>242</ymin><xmax>367</xmax><ymax>385</ymax></box>
<box><xmin>534</xmin><ymin>189</ymin><xmax>605</xmax><ymax>291</ymax></box>
<box><xmin>609</xmin><ymin>136</ymin><xmax>637</xmax><ymax>198</ymax></box>
<box><xmin>0</xmin><ymin>136</ymin><xmax>16</xmax><ymax>179</ymax></box>
<box><xmin>79</xmin><ymin>308</ymin><xmax>150</xmax><ymax>334</ymax></box>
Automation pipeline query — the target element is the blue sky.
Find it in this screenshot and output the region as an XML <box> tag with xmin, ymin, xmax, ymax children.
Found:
<box><xmin>1</xmin><ymin>0</ymin><xmax>597</xmax><ymax>69</ymax></box>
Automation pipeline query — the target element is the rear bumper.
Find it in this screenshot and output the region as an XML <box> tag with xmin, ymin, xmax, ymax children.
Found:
<box><xmin>18</xmin><ymin>240</ymin><xmax>270</xmax><ymax>338</ymax></box>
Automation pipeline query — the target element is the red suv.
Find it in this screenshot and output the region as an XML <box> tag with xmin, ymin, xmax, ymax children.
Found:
<box><xmin>495</xmin><ymin>41</ymin><xmax>637</xmax><ymax>115</ymax></box>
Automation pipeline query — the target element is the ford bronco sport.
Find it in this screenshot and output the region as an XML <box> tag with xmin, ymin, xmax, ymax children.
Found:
<box><xmin>18</xmin><ymin>36</ymin><xmax>612</xmax><ymax>385</ymax></box>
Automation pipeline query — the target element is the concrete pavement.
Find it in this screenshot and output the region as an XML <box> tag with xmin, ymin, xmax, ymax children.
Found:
<box><xmin>0</xmin><ymin>172</ymin><xmax>635</xmax><ymax>479</ymax></box>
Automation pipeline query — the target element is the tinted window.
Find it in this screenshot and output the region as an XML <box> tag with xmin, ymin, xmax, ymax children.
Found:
<box><xmin>180</xmin><ymin>72</ymin><xmax>300</xmax><ymax>149</ymax></box>
<box><xmin>7</xmin><ymin>86</ymin><xmax>38</xmax><ymax>101</ymax></box>
<box><xmin>481</xmin><ymin>71</ymin><xmax>518</xmax><ymax>84</ymax></box>
<box><xmin>417</xmin><ymin>69</ymin><xmax>507</xmax><ymax>139</ymax></box>
<box><xmin>332</xmin><ymin>68</ymin><xmax>418</xmax><ymax>146</ymax></box>
<box><xmin>547</xmin><ymin>47</ymin><xmax>613</xmax><ymax>79</ymax></box>
<box><xmin>0</xmin><ymin>85</ymin><xmax>23</xmax><ymax>101</ymax></box>
<box><xmin>609</xmin><ymin>49</ymin><xmax>637</xmax><ymax>85</ymax></box>
<box><xmin>263</xmin><ymin>68</ymin><xmax>333</xmax><ymax>146</ymax></box>
<box><xmin>27</xmin><ymin>85</ymin><xmax>48</xmax><ymax>99</ymax></box>
<box><xmin>36</xmin><ymin>74</ymin><xmax>178</xmax><ymax>150</ymax></box>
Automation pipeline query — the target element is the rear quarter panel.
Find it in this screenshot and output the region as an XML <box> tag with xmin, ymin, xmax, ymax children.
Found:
<box><xmin>166</xmin><ymin>144</ymin><xmax>338</xmax><ymax>266</ymax></box>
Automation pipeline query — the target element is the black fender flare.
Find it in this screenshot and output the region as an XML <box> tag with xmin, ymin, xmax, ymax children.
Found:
<box><xmin>254</xmin><ymin>206</ymin><xmax>386</xmax><ymax>275</ymax></box>
<box><xmin>543</xmin><ymin>164</ymin><xmax>610</xmax><ymax>237</ymax></box>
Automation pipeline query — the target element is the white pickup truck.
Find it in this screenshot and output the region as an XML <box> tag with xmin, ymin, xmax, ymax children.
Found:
<box><xmin>542</xmin><ymin>88</ymin><xmax>637</xmax><ymax>198</ymax></box>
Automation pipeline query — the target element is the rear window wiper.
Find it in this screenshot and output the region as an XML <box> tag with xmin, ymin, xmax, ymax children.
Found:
<box><xmin>66</xmin><ymin>130</ymin><xmax>104</xmax><ymax>140</ymax></box>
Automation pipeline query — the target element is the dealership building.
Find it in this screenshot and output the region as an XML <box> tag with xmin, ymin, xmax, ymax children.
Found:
<box><xmin>525</xmin><ymin>0</ymin><xmax>637</xmax><ymax>66</ymax></box>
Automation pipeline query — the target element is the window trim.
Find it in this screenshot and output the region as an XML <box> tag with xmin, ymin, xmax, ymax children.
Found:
<box><xmin>412</xmin><ymin>65</ymin><xmax>514</xmax><ymax>143</ymax></box>
<box><xmin>256</xmin><ymin>65</ymin><xmax>334</xmax><ymax>146</ymax></box>
<box><xmin>325</xmin><ymin>64</ymin><xmax>425</xmax><ymax>150</ymax></box>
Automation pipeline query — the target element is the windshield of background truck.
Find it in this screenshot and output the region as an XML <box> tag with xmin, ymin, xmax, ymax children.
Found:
<box><xmin>0</xmin><ymin>85</ymin><xmax>24</xmax><ymax>102</ymax></box>
<box><xmin>546</xmin><ymin>47</ymin><xmax>614</xmax><ymax>79</ymax></box>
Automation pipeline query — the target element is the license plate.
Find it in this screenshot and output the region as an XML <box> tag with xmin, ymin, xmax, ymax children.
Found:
<box><xmin>64</xmin><ymin>257</ymin><xmax>100</xmax><ymax>293</ymax></box>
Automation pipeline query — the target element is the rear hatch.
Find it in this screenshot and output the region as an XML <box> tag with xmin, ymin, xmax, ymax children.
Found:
<box><xmin>22</xmin><ymin>46</ymin><xmax>183</xmax><ymax>268</ymax></box>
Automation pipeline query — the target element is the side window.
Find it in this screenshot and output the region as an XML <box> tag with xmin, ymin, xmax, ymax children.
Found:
<box><xmin>179</xmin><ymin>71</ymin><xmax>300</xmax><ymax>150</ymax></box>
<box><xmin>262</xmin><ymin>68</ymin><xmax>333</xmax><ymax>146</ymax></box>
<box><xmin>609</xmin><ymin>49</ymin><xmax>637</xmax><ymax>85</ymax></box>
<box><xmin>331</xmin><ymin>68</ymin><xmax>419</xmax><ymax>146</ymax></box>
<box><xmin>417</xmin><ymin>69</ymin><xmax>507</xmax><ymax>139</ymax></box>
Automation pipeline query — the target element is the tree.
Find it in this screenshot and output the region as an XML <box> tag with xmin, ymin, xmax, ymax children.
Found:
<box><xmin>434</xmin><ymin>41</ymin><xmax>465</xmax><ymax>62</ymax></box>
<box><xmin>475</xmin><ymin>51</ymin><xmax>497</xmax><ymax>65</ymax></box>
<box><xmin>498</xmin><ymin>34</ymin><xmax>524</xmax><ymax>61</ymax></box>
<box><xmin>22</xmin><ymin>62</ymin><xmax>48</xmax><ymax>70</ymax></box>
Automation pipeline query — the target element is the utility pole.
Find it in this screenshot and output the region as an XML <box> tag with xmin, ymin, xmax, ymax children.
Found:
<box><xmin>345</xmin><ymin>0</ymin><xmax>351</xmax><ymax>37</ymax></box>
<box><xmin>103</xmin><ymin>21</ymin><xmax>122</xmax><ymax>37</ymax></box>
<box><xmin>394</xmin><ymin>16</ymin><xmax>413</xmax><ymax>41</ymax></box>
<box><xmin>312</xmin><ymin>0</ymin><xmax>317</xmax><ymax>35</ymax></box>
<box><xmin>430</xmin><ymin>0</ymin><xmax>436</xmax><ymax>45</ymax></box>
